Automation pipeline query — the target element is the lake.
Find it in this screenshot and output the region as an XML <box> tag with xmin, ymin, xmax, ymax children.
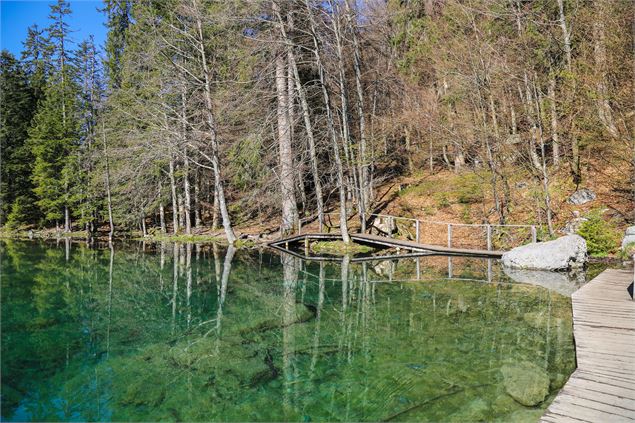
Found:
<box><xmin>1</xmin><ymin>240</ymin><xmax>580</xmax><ymax>422</ymax></box>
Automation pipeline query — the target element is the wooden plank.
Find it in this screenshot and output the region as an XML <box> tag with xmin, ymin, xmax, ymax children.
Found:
<box><xmin>543</xmin><ymin>268</ymin><xmax>635</xmax><ymax>422</ymax></box>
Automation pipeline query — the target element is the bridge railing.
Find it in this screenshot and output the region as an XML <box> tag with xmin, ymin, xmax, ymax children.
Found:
<box><xmin>288</xmin><ymin>211</ymin><xmax>539</xmax><ymax>251</ymax></box>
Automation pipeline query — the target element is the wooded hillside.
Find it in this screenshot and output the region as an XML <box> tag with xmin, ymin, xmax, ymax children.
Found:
<box><xmin>1</xmin><ymin>0</ymin><xmax>633</xmax><ymax>243</ymax></box>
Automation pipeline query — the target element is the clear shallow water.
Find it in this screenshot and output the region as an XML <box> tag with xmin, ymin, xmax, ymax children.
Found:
<box><xmin>1</xmin><ymin>240</ymin><xmax>576</xmax><ymax>422</ymax></box>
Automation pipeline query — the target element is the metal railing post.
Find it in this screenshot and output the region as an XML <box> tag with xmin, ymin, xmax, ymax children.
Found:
<box><xmin>486</xmin><ymin>225</ymin><xmax>492</xmax><ymax>251</ymax></box>
<box><xmin>298</xmin><ymin>219</ymin><xmax>302</xmax><ymax>235</ymax></box>
<box><xmin>447</xmin><ymin>224</ymin><xmax>452</xmax><ymax>248</ymax></box>
<box><xmin>531</xmin><ymin>225</ymin><xmax>537</xmax><ymax>243</ymax></box>
<box><xmin>415</xmin><ymin>220</ymin><xmax>420</xmax><ymax>243</ymax></box>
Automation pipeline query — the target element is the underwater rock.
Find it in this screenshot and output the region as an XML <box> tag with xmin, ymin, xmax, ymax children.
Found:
<box><xmin>501</xmin><ymin>235</ymin><xmax>587</xmax><ymax>271</ymax></box>
<box><xmin>238</xmin><ymin>303</ymin><xmax>314</xmax><ymax>335</ymax></box>
<box><xmin>492</xmin><ymin>394</ymin><xmax>518</xmax><ymax>415</ymax></box>
<box><xmin>505</xmin><ymin>409</ymin><xmax>544</xmax><ymax>423</ymax></box>
<box><xmin>500</xmin><ymin>362</ymin><xmax>550</xmax><ymax>406</ymax></box>
<box><xmin>448</xmin><ymin>398</ymin><xmax>489</xmax><ymax>422</ymax></box>
<box><xmin>550</xmin><ymin>373</ymin><xmax>568</xmax><ymax>391</ymax></box>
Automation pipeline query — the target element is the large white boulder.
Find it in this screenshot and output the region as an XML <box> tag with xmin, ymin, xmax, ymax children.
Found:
<box><xmin>502</xmin><ymin>235</ymin><xmax>587</xmax><ymax>271</ymax></box>
<box><xmin>622</xmin><ymin>226</ymin><xmax>635</xmax><ymax>249</ymax></box>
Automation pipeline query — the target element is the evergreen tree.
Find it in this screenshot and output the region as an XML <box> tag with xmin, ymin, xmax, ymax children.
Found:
<box><xmin>29</xmin><ymin>0</ymin><xmax>80</xmax><ymax>231</ymax></box>
<box><xmin>102</xmin><ymin>0</ymin><xmax>132</xmax><ymax>89</ymax></box>
<box><xmin>0</xmin><ymin>51</ymin><xmax>40</xmax><ymax>226</ymax></box>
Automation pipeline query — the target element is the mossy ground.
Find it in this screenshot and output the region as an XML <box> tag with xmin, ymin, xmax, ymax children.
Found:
<box><xmin>310</xmin><ymin>240</ymin><xmax>374</xmax><ymax>255</ymax></box>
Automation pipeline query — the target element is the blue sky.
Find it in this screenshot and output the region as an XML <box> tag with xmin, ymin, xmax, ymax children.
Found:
<box><xmin>1</xmin><ymin>0</ymin><xmax>106</xmax><ymax>57</ymax></box>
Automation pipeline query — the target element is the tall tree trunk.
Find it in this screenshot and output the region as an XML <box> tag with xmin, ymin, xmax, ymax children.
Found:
<box><xmin>178</xmin><ymin>194</ymin><xmax>185</xmax><ymax>230</ymax></box>
<box><xmin>169</xmin><ymin>157</ymin><xmax>179</xmax><ymax>234</ymax></box>
<box><xmin>557</xmin><ymin>0</ymin><xmax>572</xmax><ymax>69</ymax></box>
<box><xmin>276</xmin><ymin>36</ymin><xmax>298</xmax><ymax>235</ymax></box>
<box><xmin>331</xmin><ymin>1</ymin><xmax>361</xmax><ymax>233</ymax></box>
<box><xmin>159</xmin><ymin>181</ymin><xmax>167</xmax><ymax>233</ymax></box>
<box><xmin>305</xmin><ymin>0</ymin><xmax>350</xmax><ymax>242</ymax></box>
<box><xmin>183</xmin><ymin>152</ymin><xmax>192</xmax><ymax>235</ymax></box>
<box><xmin>593</xmin><ymin>1</ymin><xmax>619</xmax><ymax>139</ymax></box>
<box><xmin>346</xmin><ymin>0</ymin><xmax>370</xmax><ymax>232</ymax></box>
<box><xmin>548</xmin><ymin>77</ymin><xmax>560</xmax><ymax>165</ymax></box>
<box><xmin>212</xmin><ymin>184</ymin><xmax>220</xmax><ymax>231</ymax></box>
<box><xmin>181</xmin><ymin>88</ymin><xmax>192</xmax><ymax>235</ymax></box>
<box><xmin>193</xmin><ymin>6</ymin><xmax>236</xmax><ymax>244</ymax></box>
<box><xmin>102</xmin><ymin>122</ymin><xmax>114</xmax><ymax>241</ymax></box>
<box><xmin>533</xmin><ymin>80</ymin><xmax>554</xmax><ymax>235</ymax></box>
<box><xmin>194</xmin><ymin>171</ymin><xmax>201</xmax><ymax>227</ymax></box>
<box><xmin>64</xmin><ymin>206</ymin><xmax>70</xmax><ymax>232</ymax></box>
<box><xmin>274</xmin><ymin>7</ymin><xmax>325</xmax><ymax>230</ymax></box>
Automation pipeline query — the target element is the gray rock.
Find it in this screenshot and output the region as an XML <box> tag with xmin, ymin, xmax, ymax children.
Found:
<box><xmin>563</xmin><ymin>211</ymin><xmax>588</xmax><ymax>235</ymax></box>
<box><xmin>501</xmin><ymin>361</ymin><xmax>550</xmax><ymax>406</ymax></box>
<box><xmin>502</xmin><ymin>235</ymin><xmax>587</xmax><ymax>271</ymax></box>
<box><xmin>372</xmin><ymin>216</ymin><xmax>397</xmax><ymax>236</ymax></box>
<box><xmin>567</xmin><ymin>188</ymin><xmax>596</xmax><ymax>205</ymax></box>
<box><xmin>503</xmin><ymin>267</ymin><xmax>586</xmax><ymax>296</ymax></box>
<box><xmin>622</xmin><ymin>226</ymin><xmax>635</xmax><ymax>249</ymax></box>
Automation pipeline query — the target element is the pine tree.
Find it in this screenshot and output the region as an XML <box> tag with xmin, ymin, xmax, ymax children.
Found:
<box><xmin>29</xmin><ymin>0</ymin><xmax>80</xmax><ymax>231</ymax></box>
<box><xmin>102</xmin><ymin>0</ymin><xmax>132</xmax><ymax>89</ymax></box>
<box><xmin>0</xmin><ymin>51</ymin><xmax>40</xmax><ymax>227</ymax></box>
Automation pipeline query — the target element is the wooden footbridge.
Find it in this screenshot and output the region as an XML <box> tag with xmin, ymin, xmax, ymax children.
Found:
<box><xmin>269</xmin><ymin>232</ymin><xmax>504</xmax><ymax>258</ymax></box>
<box><xmin>270</xmin><ymin>212</ymin><xmax>539</xmax><ymax>258</ymax></box>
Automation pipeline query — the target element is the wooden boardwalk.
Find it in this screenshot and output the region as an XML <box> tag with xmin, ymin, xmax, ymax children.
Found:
<box><xmin>541</xmin><ymin>268</ymin><xmax>635</xmax><ymax>422</ymax></box>
<box><xmin>268</xmin><ymin>232</ymin><xmax>504</xmax><ymax>258</ymax></box>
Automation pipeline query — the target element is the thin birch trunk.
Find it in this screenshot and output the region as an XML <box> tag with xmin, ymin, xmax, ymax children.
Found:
<box><xmin>548</xmin><ymin>77</ymin><xmax>560</xmax><ymax>165</ymax></box>
<box><xmin>159</xmin><ymin>181</ymin><xmax>167</xmax><ymax>233</ymax></box>
<box><xmin>305</xmin><ymin>0</ymin><xmax>350</xmax><ymax>242</ymax></box>
<box><xmin>193</xmin><ymin>4</ymin><xmax>236</xmax><ymax>244</ymax></box>
<box><xmin>102</xmin><ymin>122</ymin><xmax>114</xmax><ymax>241</ymax></box>
<box><xmin>169</xmin><ymin>157</ymin><xmax>179</xmax><ymax>234</ymax></box>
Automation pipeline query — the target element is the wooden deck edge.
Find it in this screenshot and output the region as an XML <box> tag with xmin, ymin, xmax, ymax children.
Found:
<box><xmin>541</xmin><ymin>268</ymin><xmax>635</xmax><ymax>422</ymax></box>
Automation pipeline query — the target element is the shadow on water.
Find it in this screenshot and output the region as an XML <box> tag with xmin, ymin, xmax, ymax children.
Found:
<box><xmin>0</xmin><ymin>239</ymin><xmax>591</xmax><ymax>422</ymax></box>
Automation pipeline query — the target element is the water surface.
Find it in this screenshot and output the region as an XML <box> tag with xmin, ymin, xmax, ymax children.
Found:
<box><xmin>1</xmin><ymin>240</ymin><xmax>577</xmax><ymax>421</ymax></box>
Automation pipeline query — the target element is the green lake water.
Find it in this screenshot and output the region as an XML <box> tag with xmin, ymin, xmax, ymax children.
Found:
<box><xmin>1</xmin><ymin>240</ymin><xmax>579</xmax><ymax>422</ymax></box>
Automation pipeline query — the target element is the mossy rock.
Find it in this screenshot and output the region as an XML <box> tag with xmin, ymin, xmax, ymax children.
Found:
<box><xmin>448</xmin><ymin>398</ymin><xmax>489</xmax><ymax>422</ymax></box>
<box><xmin>500</xmin><ymin>361</ymin><xmax>550</xmax><ymax>406</ymax></box>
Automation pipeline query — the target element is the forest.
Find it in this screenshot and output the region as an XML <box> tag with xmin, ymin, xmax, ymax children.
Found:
<box><xmin>1</xmin><ymin>0</ymin><xmax>633</xmax><ymax>247</ymax></box>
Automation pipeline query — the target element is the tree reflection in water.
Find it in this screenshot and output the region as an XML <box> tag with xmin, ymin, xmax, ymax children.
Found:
<box><xmin>0</xmin><ymin>240</ymin><xmax>579</xmax><ymax>422</ymax></box>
